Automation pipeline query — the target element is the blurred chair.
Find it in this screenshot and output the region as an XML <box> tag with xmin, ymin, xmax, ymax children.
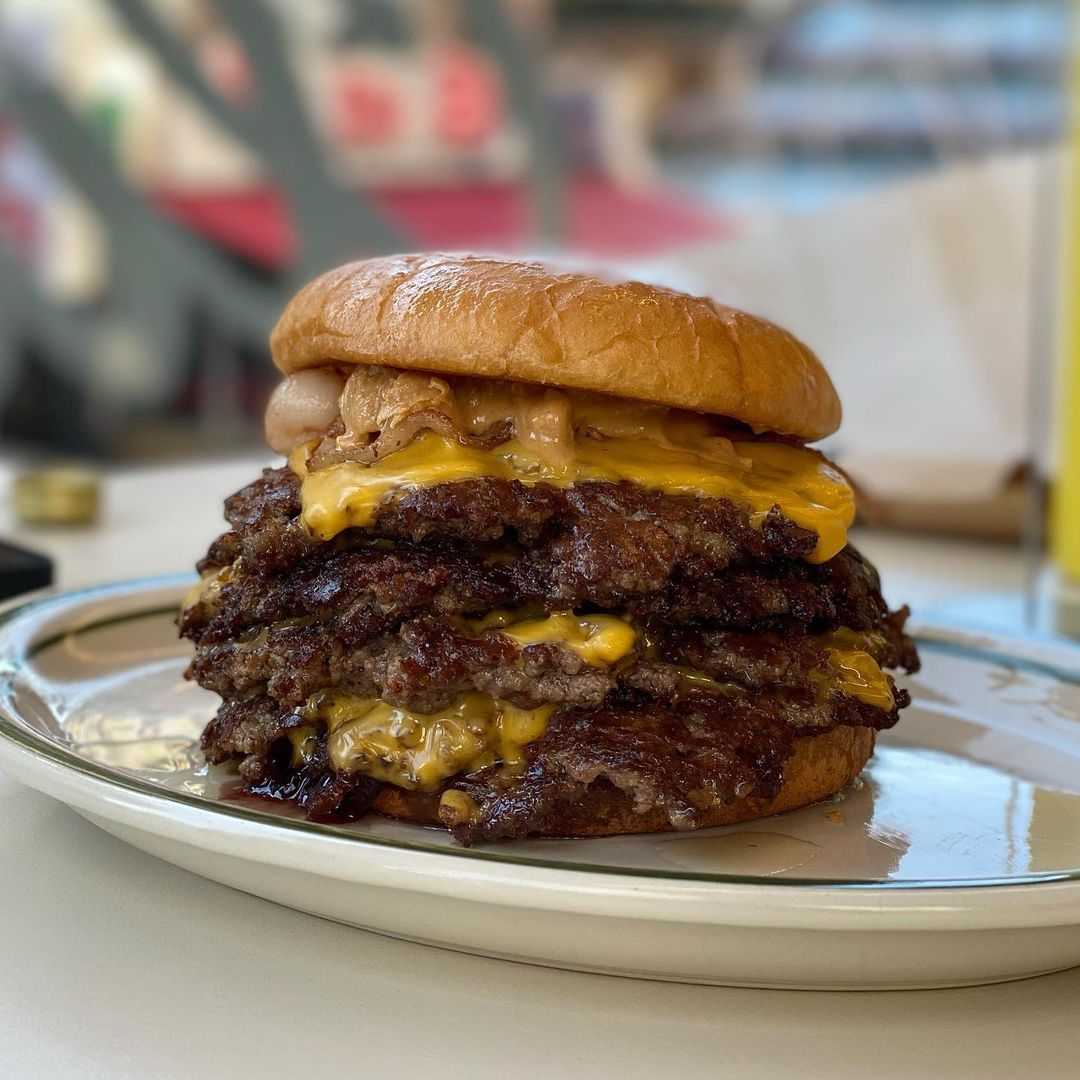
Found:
<box><xmin>0</xmin><ymin>0</ymin><xmax>564</xmax><ymax>458</ymax></box>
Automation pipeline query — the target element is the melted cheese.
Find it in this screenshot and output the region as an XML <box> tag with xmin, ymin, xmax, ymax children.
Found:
<box><xmin>305</xmin><ymin>689</ymin><xmax>553</xmax><ymax>791</ymax></box>
<box><xmin>181</xmin><ymin>563</ymin><xmax>234</xmax><ymax>614</ymax></box>
<box><xmin>286</xmin><ymin>725</ymin><xmax>319</xmax><ymax>767</ymax></box>
<box><xmin>297</xmin><ymin>431</ymin><xmax>854</xmax><ymax>562</ymax></box>
<box><xmin>675</xmin><ymin>667</ymin><xmax>728</xmax><ymax>695</ymax></box>
<box><xmin>292</xmin><ymin>611</ymin><xmax>892</xmax><ymax>793</ymax></box>
<box><xmin>293</xmin><ymin>625</ymin><xmax>891</xmax><ymax>792</ymax></box>
<box><xmin>468</xmin><ymin>610</ymin><xmax>637</xmax><ymax>665</ymax></box>
<box><xmin>673</xmin><ymin>652</ymin><xmax>892</xmax><ymax>711</ymax></box>
<box><xmin>825</xmin><ymin>646</ymin><xmax>895</xmax><ymax>710</ymax></box>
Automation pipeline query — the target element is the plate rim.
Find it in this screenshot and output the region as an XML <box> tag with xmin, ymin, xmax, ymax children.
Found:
<box><xmin>6</xmin><ymin>726</ymin><xmax>1080</xmax><ymax>932</ymax></box>
<box><xmin>3</xmin><ymin>575</ymin><xmax>1080</xmax><ymax>901</ymax></box>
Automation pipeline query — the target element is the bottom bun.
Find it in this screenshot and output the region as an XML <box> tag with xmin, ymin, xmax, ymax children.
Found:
<box><xmin>373</xmin><ymin>726</ymin><xmax>875</xmax><ymax>839</ymax></box>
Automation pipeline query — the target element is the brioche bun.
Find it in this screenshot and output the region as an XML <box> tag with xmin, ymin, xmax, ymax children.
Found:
<box><xmin>271</xmin><ymin>254</ymin><xmax>841</xmax><ymax>442</ymax></box>
<box><xmin>372</xmin><ymin>726</ymin><xmax>873</xmax><ymax>839</ymax></box>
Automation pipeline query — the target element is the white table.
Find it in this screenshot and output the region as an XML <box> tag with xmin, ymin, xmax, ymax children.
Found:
<box><xmin>2</xmin><ymin>461</ymin><xmax>1079</xmax><ymax>1080</ymax></box>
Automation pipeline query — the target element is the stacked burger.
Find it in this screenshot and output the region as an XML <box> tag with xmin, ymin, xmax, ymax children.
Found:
<box><xmin>181</xmin><ymin>255</ymin><xmax>919</xmax><ymax>844</ymax></box>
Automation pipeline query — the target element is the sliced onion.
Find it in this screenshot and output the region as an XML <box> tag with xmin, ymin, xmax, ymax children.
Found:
<box><xmin>571</xmin><ymin>391</ymin><xmax>671</xmax><ymax>442</ymax></box>
<box><xmin>338</xmin><ymin>367</ymin><xmax>460</xmax><ymax>450</ymax></box>
<box><xmin>456</xmin><ymin>379</ymin><xmax>574</xmax><ymax>468</ymax></box>
<box><xmin>518</xmin><ymin>388</ymin><xmax>574</xmax><ymax>469</ymax></box>
<box><xmin>264</xmin><ymin>369</ymin><xmax>347</xmax><ymax>454</ymax></box>
<box><xmin>287</xmin><ymin>366</ymin><xmax>748</xmax><ymax>475</ymax></box>
<box><xmin>309</xmin><ymin>410</ymin><xmax>512</xmax><ymax>469</ymax></box>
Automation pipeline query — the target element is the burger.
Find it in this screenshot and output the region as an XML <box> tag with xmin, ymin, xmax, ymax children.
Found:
<box><xmin>180</xmin><ymin>254</ymin><xmax>919</xmax><ymax>845</ymax></box>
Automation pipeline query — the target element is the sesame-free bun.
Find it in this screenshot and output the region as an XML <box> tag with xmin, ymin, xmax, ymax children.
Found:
<box><xmin>271</xmin><ymin>254</ymin><xmax>842</xmax><ymax>442</ymax></box>
<box><xmin>372</xmin><ymin>726</ymin><xmax>873</xmax><ymax>838</ymax></box>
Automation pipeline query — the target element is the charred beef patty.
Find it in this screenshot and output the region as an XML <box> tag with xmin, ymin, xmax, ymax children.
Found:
<box><xmin>184</xmin><ymin>468</ymin><xmax>891</xmax><ymax>640</ymax></box>
<box><xmin>205</xmin><ymin>690</ymin><xmax>902</xmax><ymax>843</ymax></box>
<box><xmin>188</xmin><ymin>610</ymin><xmax>914</xmax><ymax>715</ymax></box>
<box><xmin>443</xmin><ymin>692</ymin><xmax>897</xmax><ymax>844</ymax></box>
<box><xmin>198</xmin><ymin>466</ymin><xmax>816</xmax><ymax>579</ymax></box>
<box><xmin>184</xmin><ymin>469</ymin><xmax>918</xmax><ymax>840</ymax></box>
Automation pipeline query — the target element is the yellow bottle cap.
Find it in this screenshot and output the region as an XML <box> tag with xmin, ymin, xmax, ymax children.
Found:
<box><xmin>13</xmin><ymin>467</ymin><xmax>101</xmax><ymax>526</ymax></box>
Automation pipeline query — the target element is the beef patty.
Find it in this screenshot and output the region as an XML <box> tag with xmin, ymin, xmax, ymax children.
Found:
<box><xmin>208</xmin><ymin>689</ymin><xmax>902</xmax><ymax>843</ymax></box>
<box><xmin>184</xmin><ymin>466</ymin><xmax>919</xmax><ymax>842</ymax></box>
<box><xmin>189</xmin><ymin>609</ymin><xmax>915</xmax><ymax>715</ymax></box>
<box><xmin>184</xmin><ymin>469</ymin><xmax>893</xmax><ymax>643</ymax></box>
<box><xmin>199</xmin><ymin>465</ymin><xmax>816</xmax><ymax>578</ymax></box>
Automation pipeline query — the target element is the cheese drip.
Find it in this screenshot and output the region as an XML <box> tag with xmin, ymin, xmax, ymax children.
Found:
<box><xmin>469</xmin><ymin>609</ymin><xmax>638</xmax><ymax>666</ymax></box>
<box><xmin>181</xmin><ymin>563</ymin><xmax>234</xmax><ymax>614</ymax></box>
<box><xmin>476</xmin><ymin>610</ymin><xmax>892</xmax><ymax>711</ymax></box>
<box><xmin>306</xmin><ymin>690</ymin><xmax>553</xmax><ymax>791</ymax></box>
<box><xmin>824</xmin><ymin>648</ymin><xmax>895</xmax><ymax>710</ymax></box>
<box><xmin>298</xmin><ymin>431</ymin><xmax>854</xmax><ymax>562</ymax></box>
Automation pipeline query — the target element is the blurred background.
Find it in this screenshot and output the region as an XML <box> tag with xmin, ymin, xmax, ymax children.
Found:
<box><xmin>0</xmin><ymin>0</ymin><xmax>1077</xmax><ymax>633</ymax></box>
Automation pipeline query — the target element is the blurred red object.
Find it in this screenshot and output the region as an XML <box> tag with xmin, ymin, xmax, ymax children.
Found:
<box><xmin>434</xmin><ymin>44</ymin><xmax>502</xmax><ymax>147</ymax></box>
<box><xmin>0</xmin><ymin>194</ymin><xmax>35</xmax><ymax>258</ymax></box>
<box><xmin>154</xmin><ymin>172</ymin><xmax>728</xmax><ymax>265</ymax></box>
<box><xmin>333</xmin><ymin>64</ymin><xmax>405</xmax><ymax>144</ymax></box>
<box><xmin>200</xmin><ymin>33</ymin><xmax>256</xmax><ymax>104</ymax></box>
<box><xmin>330</xmin><ymin>42</ymin><xmax>501</xmax><ymax>149</ymax></box>
<box><xmin>0</xmin><ymin>119</ymin><xmax>39</xmax><ymax>259</ymax></box>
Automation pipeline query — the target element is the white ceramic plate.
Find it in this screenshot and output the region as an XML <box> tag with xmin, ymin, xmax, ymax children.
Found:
<box><xmin>2</xmin><ymin>578</ymin><xmax>1080</xmax><ymax>990</ymax></box>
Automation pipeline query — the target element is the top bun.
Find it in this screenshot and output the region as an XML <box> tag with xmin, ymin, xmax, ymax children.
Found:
<box><xmin>271</xmin><ymin>254</ymin><xmax>841</xmax><ymax>441</ymax></box>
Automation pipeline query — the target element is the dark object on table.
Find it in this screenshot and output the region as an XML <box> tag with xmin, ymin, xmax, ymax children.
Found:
<box><xmin>0</xmin><ymin>541</ymin><xmax>54</xmax><ymax>602</ymax></box>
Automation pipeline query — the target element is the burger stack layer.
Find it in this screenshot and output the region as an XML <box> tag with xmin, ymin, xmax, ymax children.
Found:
<box><xmin>181</xmin><ymin>361</ymin><xmax>919</xmax><ymax>844</ymax></box>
